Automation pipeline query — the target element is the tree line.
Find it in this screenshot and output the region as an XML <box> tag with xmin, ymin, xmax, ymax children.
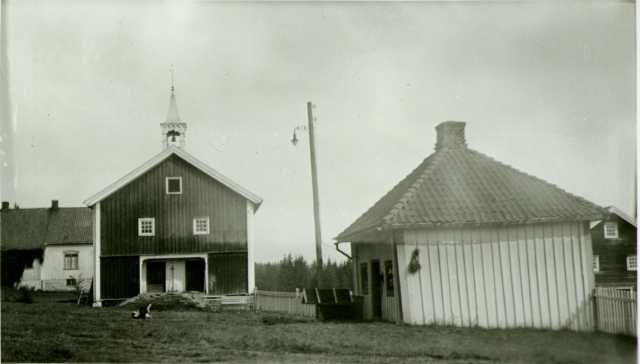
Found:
<box><xmin>255</xmin><ymin>254</ymin><xmax>353</xmax><ymax>291</ymax></box>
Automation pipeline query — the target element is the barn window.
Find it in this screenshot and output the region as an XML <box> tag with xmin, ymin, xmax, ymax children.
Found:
<box><xmin>138</xmin><ymin>218</ymin><xmax>155</xmax><ymax>236</ymax></box>
<box><xmin>626</xmin><ymin>255</ymin><xmax>636</xmax><ymax>271</ymax></box>
<box><xmin>66</xmin><ymin>277</ymin><xmax>77</xmax><ymax>287</ymax></box>
<box><xmin>384</xmin><ymin>260</ymin><xmax>394</xmax><ymax>297</ymax></box>
<box><xmin>593</xmin><ymin>255</ymin><xmax>600</xmax><ymax>272</ymax></box>
<box><xmin>166</xmin><ymin>177</ymin><xmax>182</xmax><ymax>195</ymax></box>
<box><xmin>604</xmin><ymin>222</ymin><xmax>619</xmax><ymax>239</ymax></box>
<box><xmin>360</xmin><ymin>263</ymin><xmax>369</xmax><ymax>295</ymax></box>
<box><xmin>193</xmin><ymin>217</ymin><xmax>210</xmax><ymax>235</ymax></box>
<box><xmin>64</xmin><ymin>252</ymin><xmax>79</xmax><ymax>270</ymax></box>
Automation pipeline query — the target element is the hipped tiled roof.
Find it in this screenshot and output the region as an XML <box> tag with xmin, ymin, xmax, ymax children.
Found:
<box><xmin>1</xmin><ymin>207</ymin><xmax>92</xmax><ymax>251</ymax></box>
<box><xmin>336</xmin><ymin>122</ymin><xmax>605</xmax><ymax>241</ymax></box>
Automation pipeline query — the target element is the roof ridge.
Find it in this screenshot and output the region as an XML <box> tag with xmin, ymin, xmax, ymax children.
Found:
<box><xmin>383</xmin><ymin>150</ymin><xmax>448</xmax><ymax>227</ymax></box>
<box><xmin>0</xmin><ymin>206</ymin><xmax>89</xmax><ymax>212</ymax></box>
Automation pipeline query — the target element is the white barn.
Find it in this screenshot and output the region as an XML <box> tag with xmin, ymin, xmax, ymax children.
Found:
<box><xmin>336</xmin><ymin>121</ymin><xmax>604</xmax><ymax>331</ymax></box>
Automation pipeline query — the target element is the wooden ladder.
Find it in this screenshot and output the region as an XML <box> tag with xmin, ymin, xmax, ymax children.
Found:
<box><xmin>77</xmin><ymin>278</ymin><xmax>93</xmax><ymax>305</ymax></box>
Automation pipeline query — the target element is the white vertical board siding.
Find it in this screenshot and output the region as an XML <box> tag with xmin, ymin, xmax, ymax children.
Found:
<box><xmin>398</xmin><ymin>222</ymin><xmax>595</xmax><ymax>331</ymax></box>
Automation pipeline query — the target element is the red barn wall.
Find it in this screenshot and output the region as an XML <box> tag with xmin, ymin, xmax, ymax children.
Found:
<box><xmin>100</xmin><ymin>154</ymin><xmax>248</xmax><ymax>256</ymax></box>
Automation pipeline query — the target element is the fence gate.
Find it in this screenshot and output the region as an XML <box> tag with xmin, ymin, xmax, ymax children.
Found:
<box><xmin>593</xmin><ymin>287</ymin><xmax>637</xmax><ymax>337</ymax></box>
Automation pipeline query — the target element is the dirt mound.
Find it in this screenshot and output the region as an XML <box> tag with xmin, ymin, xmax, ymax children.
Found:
<box><xmin>118</xmin><ymin>292</ymin><xmax>220</xmax><ymax>312</ymax></box>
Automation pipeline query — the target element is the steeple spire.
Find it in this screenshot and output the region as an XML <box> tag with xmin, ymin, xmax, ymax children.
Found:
<box><xmin>170</xmin><ymin>66</ymin><xmax>175</xmax><ymax>93</ymax></box>
<box><xmin>161</xmin><ymin>66</ymin><xmax>187</xmax><ymax>149</ymax></box>
<box><xmin>166</xmin><ymin>66</ymin><xmax>181</xmax><ymax>123</ymax></box>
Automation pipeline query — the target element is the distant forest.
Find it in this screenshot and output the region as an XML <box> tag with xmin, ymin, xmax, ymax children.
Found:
<box><xmin>255</xmin><ymin>255</ymin><xmax>353</xmax><ymax>291</ymax></box>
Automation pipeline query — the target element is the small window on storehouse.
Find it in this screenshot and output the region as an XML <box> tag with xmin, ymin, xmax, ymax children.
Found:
<box><xmin>384</xmin><ymin>260</ymin><xmax>394</xmax><ymax>297</ymax></box>
<box><xmin>360</xmin><ymin>263</ymin><xmax>369</xmax><ymax>295</ymax></box>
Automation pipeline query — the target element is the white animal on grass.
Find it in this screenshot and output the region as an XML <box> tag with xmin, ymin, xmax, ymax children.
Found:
<box><xmin>131</xmin><ymin>303</ymin><xmax>152</xmax><ymax>319</ymax></box>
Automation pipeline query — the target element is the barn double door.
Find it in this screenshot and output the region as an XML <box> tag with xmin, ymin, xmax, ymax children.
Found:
<box><xmin>146</xmin><ymin>259</ymin><xmax>205</xmax><ymax>293</ymax></box>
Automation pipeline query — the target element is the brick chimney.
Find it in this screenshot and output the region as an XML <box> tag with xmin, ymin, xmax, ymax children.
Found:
<box><xmin>435</xmin><ymin>121</ymin><xmax>467</xmax><ymax>151</ymax></box>
<box><xmin>1</xmin><ymin>201</ymin><xmax>9</xmax><ymax>210</ymax></box>
<box><xmin>51</xmin><ymin>200</ymin><xmax>59</xmax><ymax>210</ymax></box>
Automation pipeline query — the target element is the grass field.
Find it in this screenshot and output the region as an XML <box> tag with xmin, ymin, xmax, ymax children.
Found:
<box><xmin>1</xmin><ymin>291</ymin><xmax>636</xmax><ymax>363</ymax></box>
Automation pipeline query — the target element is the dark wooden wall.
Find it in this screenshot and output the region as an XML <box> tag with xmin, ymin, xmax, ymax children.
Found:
<box><xmin>101</xmin><ymin>256</ymin><xmax>140</xmax><ymax>299</ymax></box>
<box><xmin>208</xmin><ymin>252</ymin><xmax>247</xmax><ymax>295</ymax></box>
<box><xmin>592</xmin><ymin>217</ymin><xmax>637</xmax><ymax>287</ymax></box>
<box><xmin>100</xmin><ymin>154</ymin><xmax>248</xmax><ymax>256</ymax></box>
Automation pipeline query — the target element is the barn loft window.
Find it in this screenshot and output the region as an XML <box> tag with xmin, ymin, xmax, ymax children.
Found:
<box><xmin>604</xmin><ymin>221</ymin><xmax>619</xmax><ymax>239</ymax></box>
<box><xmin>138</xmin><ymin>218</ymin><xmax>155</xmax><ymax>236</ymax></box>
<box><xmin>384</xmin><ymin>260</ymin><xmax>394</xmax><ymax>297</ymax></box>
<box><xmin>193</xmin><ymin>217</ymin><xmax>210</xmax><ymax>235</ymax></box>
<box><xmin>593</xmin><ymin>255</ymin><xmax>600</xmax><ymax>273</ymax></box>
<box><xmin>166</xmin><ymin>177</ymin><xmax>182</xmax><ymax>195</ymax></box>
<box><xmin>64</xmin><ymin>252</ymin><xmax>79</xmax><ymax>270</ymax></box>
<box><xmin>360</xmin><ymin>263</ymin><xmax>369</xmax><ymax>295</ymax></box>
<box><xmin>626</xmin><ymin>255</ymin><xmax>636</xmax><ymax>271</ymax></box>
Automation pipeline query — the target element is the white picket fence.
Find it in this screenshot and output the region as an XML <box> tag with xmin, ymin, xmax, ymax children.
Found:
<box><xmin>254</xmin><ymin>289</ymin><xmax>316</xmax><ymax>317</ymax></box>
<box><xmin>593</xmin><ymin>287</ymin><xmax>637</xmax><ymax>337</ymax></box>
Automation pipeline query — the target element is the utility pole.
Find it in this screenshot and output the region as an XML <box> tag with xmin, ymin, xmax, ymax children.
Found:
<box><xmin>307</xmin><ymin>102</ymin><xmax>324</xmax><ymax>270</ymax></box>
<box><xmin>291</xmin><ymin>102</ymin><xmax>324</xmax><ymax>280</ymax></box>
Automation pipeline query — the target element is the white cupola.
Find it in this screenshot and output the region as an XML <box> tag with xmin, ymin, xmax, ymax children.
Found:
<box><xmin>160</xmin><ymin>73</ymin><xmax>187</xmax><ymax>149</ymax></box>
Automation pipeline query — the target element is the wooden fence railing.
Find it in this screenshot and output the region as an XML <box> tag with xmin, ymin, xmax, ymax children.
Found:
<box><xmin>254</xmin><ymin>289</ymin><xmax>316</xmax><ymax>317</ymax></box>
<box><xmin>593</xmin><ymin>287</ymin><xmax>637</xmax><ymax>337</ymax></box>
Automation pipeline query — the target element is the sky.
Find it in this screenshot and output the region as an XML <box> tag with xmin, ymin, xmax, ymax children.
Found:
<box><xmin>2</xmin><ymin>1</ymin><xmax>636</xmax><ymax>263</ymax></box>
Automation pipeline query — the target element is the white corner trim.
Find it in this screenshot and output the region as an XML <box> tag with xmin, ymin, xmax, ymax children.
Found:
<box><xmin>94</xmin><ymin>202</ymin><xmax>101</xmax><ymax>304</ymax></box>
<box><xmin>83</xmin><ymin>146</ymin><xmax>263</xmax><ymax>207</ymax></box>
<box><xmin>247</xmin><ymin>201</ymin><xmax>256</xmax><ymax>293</ymax></box>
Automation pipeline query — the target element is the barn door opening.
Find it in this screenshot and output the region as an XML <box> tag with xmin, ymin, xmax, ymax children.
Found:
<box><xmin>147</xmin><ymin>261</ymin><xmax>166</xmax><ymax>293</ymax></box>
<box><xmin>185</xmin><ymin>259</ymin><xmax>205</xmax><ymax>292</ymax></box>
<box><xmin>371</xmin><ymin>260</ymin><xmax>383</xmax><ymax>319</ymax></box>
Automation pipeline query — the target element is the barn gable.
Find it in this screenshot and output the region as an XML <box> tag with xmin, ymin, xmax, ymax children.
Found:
<box><xmin>84</xmin><ymin>146</ymin><xmax>262</xmax><ymax>209</ymax></box>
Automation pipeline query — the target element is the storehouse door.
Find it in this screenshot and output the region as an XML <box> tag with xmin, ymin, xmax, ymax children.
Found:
<box><xmin>371</xmin><ymin>260</ymin><xmax>383</xmax><ymax>319</ymax></box>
